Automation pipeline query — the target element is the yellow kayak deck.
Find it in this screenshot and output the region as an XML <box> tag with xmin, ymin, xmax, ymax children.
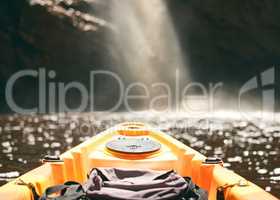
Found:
<box><xmin>0</xmin><ymin>122</ymin><xmax>278</xmax><ymax>200</ymax></box>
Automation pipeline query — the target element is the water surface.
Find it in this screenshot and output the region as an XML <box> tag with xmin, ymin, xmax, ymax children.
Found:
<box><xmin>0</xmin><ymin>112</ymin><xmax>279</xmax><ymax>197</ymax></box>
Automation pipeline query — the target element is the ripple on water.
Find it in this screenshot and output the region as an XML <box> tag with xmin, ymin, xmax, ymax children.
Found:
<box><xmin>0</xmin><ymin>171</ymin><xmax>20</xmax><ymax>180</ymax></box>
<box><xmin>227</xmin><ymin>156</ymin><xmax>242</xmax><ymax>163</ymax></box>
<box><xmin>273</xmin><ymin>168</ymin><xmax>280</xmax><ymax>175</ymax></box>
<box><xmin>258</xmin><ymin>169</ymin><xmax>268</xmax><ymax>175</ymax></box>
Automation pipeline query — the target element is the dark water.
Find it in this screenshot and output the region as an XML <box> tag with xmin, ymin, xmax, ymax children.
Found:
<box><xmin>0</xmin><ymin>112</ymin><xmax>279</xmax><ymax>198</ymax></box>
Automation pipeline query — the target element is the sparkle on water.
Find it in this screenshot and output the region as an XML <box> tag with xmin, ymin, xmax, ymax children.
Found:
<box><xmin>0</xmin><ymin>112</ymin><xmax>279</xmax><ymax>197</ymax></box>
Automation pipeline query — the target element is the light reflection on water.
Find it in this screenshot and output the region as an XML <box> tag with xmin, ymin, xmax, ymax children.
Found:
<box><xmin>0</xmin><ymin>112</ymin><xmax>279</xmax><ymax>197</ymax></box>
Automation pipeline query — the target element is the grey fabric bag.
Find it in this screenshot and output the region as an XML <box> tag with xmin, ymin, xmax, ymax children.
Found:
<box><xmin>83</xmin><ymin>168</ymin><xmax>208</xmax><ymax>200</ymax></box>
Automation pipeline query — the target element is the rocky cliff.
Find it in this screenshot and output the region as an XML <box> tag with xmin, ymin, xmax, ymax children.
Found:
<box><xmin>168</xmin><ymin>0</ymin><xmax>280</xmax><ymax>83</ymax></box>
<box><xmin>0</xmin><ymin>0</ymin><xmax>117</xmax><ymax>111</ymax></box>
<box><xmin>0</xmin><ymin>0</ymin><xmax>113</xmax><ymax>78</ymax></box>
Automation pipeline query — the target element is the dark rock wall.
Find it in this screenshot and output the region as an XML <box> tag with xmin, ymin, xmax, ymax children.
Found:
<box><xmin>0</xmin><ymin>0</ymin><xmax>118</xmax><ymax>112</ymax></box>
<box><xmin>168</xmin><ymin>0</ymin><xmax>280</xmax><ymax>83</ymax></box>
<box><xmin>167</xmin><ymin>0</ymin><xmax>280</xmax><ymax>110</ymax></box>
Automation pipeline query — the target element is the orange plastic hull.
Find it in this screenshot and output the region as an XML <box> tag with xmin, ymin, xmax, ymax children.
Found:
<box><xmin>0</xmin><ymin>122</ymin><xmax>278</xmax><ymax>200</ymax></box>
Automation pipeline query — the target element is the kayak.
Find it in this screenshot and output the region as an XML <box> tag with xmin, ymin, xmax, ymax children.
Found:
<box><xmin>0</xmin><ymin>122</ymin><xmax>278</xmax><ymax>200</ymax></box>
